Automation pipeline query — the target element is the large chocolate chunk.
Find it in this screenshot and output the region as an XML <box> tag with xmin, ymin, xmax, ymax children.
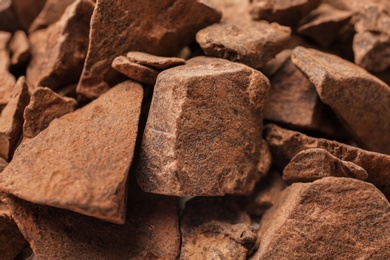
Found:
<box><xmin>0</xmin><ymin>77</ymin><xmax>30</xmax><ymax>161</ymax></box>
<box><xmin>180</xmin><ymin>197</ymin><xmax>257</xmax><ymax>260</ymax></box>
<box><xmin>196</xmin><ymin>21</ymin><xmax>291</xmax><ymax>69</ymax></box>
<box><xmin>252</xmin><ymin>177</ymin><xmax>390</xmax><ymax>259</ymax></box>
<box><xmin>291</xmin><ymin>46</ymin><xmax>390</xmax><ymax>154</ymax></box>
<box><xmin>26</xmin><ymin>0</ymin><xmax>94</xmax><ymax>90</ymax></box>
<box><xmin>0</xmin><ymin>81</ymin><xmax>143</xmax><ymax>224</ymax></box>
<box><xmin>264</xmin><ymin>124</ymin><xmax>390</xmax><ymax>198</ymax></box>
<box><xmin>137</xmin><ymin>57</ymin><xmax>270</xmax><ymax>196</ymax></box>
<box><xmin>126</xmin><ymin>52</ymin><xmax>185</xmax><ymax>70</ymax></box>
<box><xmin>77</xmin><ymin>0</ymin><xmax>221</xmax><ymax>99</ymax></box>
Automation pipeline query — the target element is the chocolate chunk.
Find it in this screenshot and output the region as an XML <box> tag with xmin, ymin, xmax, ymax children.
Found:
<box><xmin>252</xmin><ymin>177</ymin><xmax>390</xmax><ymax>259</ymax></box>
<box><xmin>23</xmin><ymin>87</ymin><xmax>77</xmax><ymax>139</ymax></box>
<box><xmin>249</xmin><ymin>0</ymin><xmax>321</xmax><ymax>26</ymax></box>
<box><xmin>0</xmin><ymin>202</ymin><xmax>27</xmax><ymax>260</ymax></box>
<box><xmin>3</xmin><ymin>189</ymin><xmax>180</xmax><ymax>259</ymax></box>
<box><xmin>264</xmin><ymin>124</ymin><xmax>390</xmax><ymax>198</ymax></box>
<box><xmin>298</xmin><ymin>3</ymin><xmax>353</xmax><ymax>47</ymax></box>
<box><xmin>112</xmin><ymin>56</ymin><xmax>159</xmax><ymax>86</ymax></box>
<box><xmin>77</xmin><ymin>0</ymin><xmax>222</xmax><ymax>99</ymax></box>
<box><xmin>264</xmin><ymin>58</ymin><xmax>343</xmax><ymax>137</ymax></box>
<box><xmin>180</xmin><ymin>197</ymin><xmax>257</xmax><ymax>259</ymax></box>
<box><xmin>29</xmin><ymin>0</ymin><xmax>76</xmax><ymax>32</ymax></box>
<box><xmin>283</xmin><ymin>148</ymin><xmax>368</xmax><ymax>183</ymax></box>
<box><xmin>0</xmin><ymin>81</ymin><xmax>143</xmax><ymax>224</ymax></box>
<box><xmin>26</xmin><ymin>0</ymin><xmax>94</xmax><ymax>90</ymax></box>
<box><xmin>291</xmin><ymin>46</ymin><xmax>390</xmax><ymax>154</ymax></box>
<box><xmin>126</xmin><ymin>52</ymin><xmax>186</xmax><ymax>70</ymax></box>
<box><xmin>137</xmin><ymin>57</ymin><xmax>270</xmax><ymax>196</ymax></box>
<box><xmin>0</xmin><ymin>77</ymin><xmax>30</xmax><ymax>161</ymax></box>
<box><xmin>0</xmin><ymin>31</ymin><xmax>15</xmax><ymax>110</ymax></box>
<box><xmin>257</xmin><ymin>139</ymin><xmax>272</xmax><ymax>178</ymax></box>
<box><xmin>9</xmin><ymin>30</ymin><xmax>30</xmax><ymax>67</ymax></box>
<box><xmin>196</xmin><ymin>21</ymin><xmax>291</xmax><ymax>69</ymax></box>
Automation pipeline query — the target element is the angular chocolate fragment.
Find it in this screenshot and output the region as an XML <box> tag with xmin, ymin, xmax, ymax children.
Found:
<box><xmin>196</xmin><ymin>21</ymin><xmax>291</xmax><ymax>69</ymax></box>
<box><xmin>26</xmin><ymin>0</ymin><xmax>94</xmax><ymax>90</ymax></box>
<box><xmin>0</xmin><ymin>77</ymin><xmax>30</xmax><ymax>161</ymax></box>
<box><xmin>264</xmin><ymin>58</ymin><xmax>342</xmax><ymax>137</ymax></box>
<box><xmin>245</xmin><ymin>170</ymin><xmax>285</xmax><ymax>217</ymax></box>
<box><xmin>126</xmin><ymin>52</ymin><xmax>185</xmax><ymax>70</ymax></box>
<box><xmin>249</xmin><ymin>0</ymin><xmax>321</xmax><ymax>26</ymax></box>
<box><xmin>298</xmin><ymin>3</ymin><xmax>353</xmax><ymax>47</ymax></box>
<box><xmin>257</xmin><ymin>139</ymin><xmax>272</xmax><ymax>178</ymax></box>
<box><xmin>283</xmin><ymin>148</ymin><xmax>368</xmax><ymax>183</ymax></box>
<box><xmin>23</xmin><ymin>87</ymin><xmax>77</xmax><ymax>139</ymax></box>
<box><xmin>77</xmin><ymin>0</ymin><xmax>222</xmax><ymax>99</ymax></box>
<box><xmin>0</xmin><ymin>31</ymin><xmax>15</xmax><ymax>110</ymax></box>
<box><xmin>252</xmin><ymin>177</ymin><xmax>390</xmax><ymax>259</ymax></box>
<box><xmin>9</xmin><ymin>30</ymin><xmax>30</xmax><ymax>67</ymax></box>
<box><xmin>112</xmin><ymin>56</ymin><xmax>159</xmax><ymax>86</ymax></box>
<box><xmin>180</xmin><ymin>197</ymin><xmax>257</xmax><ymax>260</ymax></box>
<box><xmin>0</xmin><ymin>81</ymin><xmax>143</xmax><ymax>224</ymax></box>
<box><xmin>291</xmin><ymin>46</ymin><xmax>390</xmax><ymax>154</ymax></box>
<box><xmin>137</xmin><ymin>57</ymin><xmax>270</xmax><ymax>196</ymax></box>
<box><xmin>264</xmin><ymin>124</ymin><xmax>390</xmax><ymax>198</ymax></box>
<box><xmin>29</xmin><ymin>0</ymin><xmax>76</xmax><ymax>32</ymax></box>
<box><xmin>0</xmin><ymin>202</ymin><xmax>27</xmax><ymax>260</ymax></box>
<box><xmin>3</xmin><ymin>190</ymin><xmax>180</xmax><ymax>259</ymax></box>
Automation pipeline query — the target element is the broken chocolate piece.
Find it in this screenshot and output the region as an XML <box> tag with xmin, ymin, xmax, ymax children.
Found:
<box><xmin>26</xmin><ymin>0</ymin><xmax>94</xmax><ymax>90</ymax></box>
<box><xmin>126</xmin><ymin>52</ymin><xmax>186</xmax><ymax>70</ymax></box>
<box><xmin>283</xmin><ymin>148</ymin><xmax>368</xmax><ymax>183</ymax></box>
<box><xmin>252</xmin><ymin>177</ymin><xmax>390</xmax><ymax>259</ymax></box>
<box><xmin>29</xmin><ymin>0</ymin><xmax>76</xmax><ymax>32</ymax></box>
<box><xmin>264</xmin><ymin>58</ymin><xmax>343</xmax><ymax>137</ymax></box>
<box><xmin>196</xmin><ymin>21</ymin><xmax>291</xmax><ymax>69</ymax></box>
<box><xmin>9</xmin><ymin>30</ymin><xmax>30</xmax><ymax>67</ymax></box>
<box><xmin>264</xmin><ymin>124</ymin><xmax>390</xmax><ymax>198</ymax></box>
<box><xmin>257</xmin><ymin>139</ymin><xmax>272</xmax><ymax>178</ymax></box>
<box><xmin>249</xmin><ymin>0</ymin><xmax>321</xmax><ymax>26</ymax></box>
<box><xmin>0</xmin><ymin>31</ymin><xmax>15</xmax><ymax>110</ymax></box>
<box><xmin>77</xmin><ymin>0</ymin><xmax>222</xmax><ymax>99</ymax></box>
<box><xmin>297</xmin><ymin>3</ymin><xmax>353</xmax><ymax>47</ymax></box>
<box><xmin>137</xmin><ymin>57</ymin><xmax>270</xmax><ymax>196</ymax></box>
<box><xmin>180</xmin><ymin>197</ymin><xmax>257</xmax><ymax>259</ymax></box>
<box><xmin>112</xmin><ymin>56</ymin><xmax>159</xmax><ymax>86</ymax></box>
<box><xmin>23</xmin><ymin>87</ymin><xmax>77</xmax><ymax>139</ymax></box>
<box><xmin>0</xmin><ymin>77</ymin><xmax>30</xmax><ymax>161</ymax></box>
<box><xmin>0</xmin><ymin>202</ymin><xmax>27</xmax><ymax>260</ymax></box>
<box><xmin>291</xmin><ymin>46</ymin><xmax>390</xmax><ymax>154</ymax></box>
<box><xmin>3</xmin><ymin>189</ymin><xmax>180</xmax><ymax>259</ymax></box>
<box><xmin>0</xmin><ymin>81</ymin><xmax>143</xmax><ymax>224</ymax></box>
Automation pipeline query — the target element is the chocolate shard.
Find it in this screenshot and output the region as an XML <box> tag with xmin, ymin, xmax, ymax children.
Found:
<box><xmin>196</xmin><ymin>21</ymin><xmax>291</xmax><ymax>69</ymax></box>
<box><xmin>0</xmin><ymin>31</ymin><xmax>15</xmax><ymax>110</ymax></box>
<box><xmin>23</xmin><ymin>87</ymin><xmax>77</xmax><ymax>139</ymax></box>
<box><xmin>0</xmin><ymin>202</ymin><xmax>27</xmax><ymax>260</ymax></box>
<box><xmin>0</xmin><ymin>81</ymin><xmax>143</xmax><ymax>224</ymax></box>
<box><xmin>126</xmin><ymin>52</ymin><xmax>186</xmax><ymax>70</ymax></box>
<box><xmin>245</xmin><ymin>170</ymin><xmax>286</xmax><ymax>217</ymax></box>
<box><xmin>257</xmin><ymin>139</ymin><xmax>272</xmax><ymax>178</ymax></box>
<box><xmin>252</xmin><ymin>177</ymin><xmax>390</xmax><ymax>259</ymax></box>
<box><xmin>264</xmin><ymin>124</ymin><xmax>390</xmax><ymax>199</ymax></box>
<box><xmin>3</xmin><ymin>189</ymin><xmax>180</xmax><ymax>260</ymax></box>
<box><xmin>0</xmin><ymin>77</ymin><xmax>30</xmax><ymax>161</ymax></box>
<box><xmin>180</xmin><ymin>197</ymin><xmax>257</xmax><ymax>260</ymax></box>
<box><xmin>137</xmin><ymin>56</ymin><xmax>270</xmax><ymax>196</ymax></box>
<box><xmin>249</xmin><ymin>0</ymin><xmax>321</xmax><ymax>26</ymax></box>
<box><xmin>11</xmin><ymin>0</ymin><xmax>46</xmax><ymax>31</ymax></box>
<box><xmin>77</xmin><ymin>0</ymin><xmax>222</xmax><ymax>100</ymax></box>
<box><xmin>9</xmin><ymin>30</ymin><xmax>30</xmax><ymax>67</ymax></box>
<box><xmin>297</xmin><ymin>3</ymin><xmax>353</xmax><ymax>47</ymax></box>
<box><xmin>264</xmin><ymin>58</ymin><xmax>343</xmax><ymax>137</ymax></box>
<box><xmin>26</xmin><ymin>0</ymin><xmax>94</xmax><ymax>90</ymax></box>
<box><xmin>29</xmin><ymin>0</ymin><xmax>76</xmax><ymax>32</ymax></box>
<box><xmin>291</xmin><ymin>46</ymin><xmax>390</xmax><ymax>154</ymax></box>
<box><xmin>112</xmin><ymin>56</ymin><xmax>160</xmax><ymax>86</ymax></box>
<box><xmin>283</xmin><ymin>148</ymin><xmax>368</xmax><ymax>183</ymax></box>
